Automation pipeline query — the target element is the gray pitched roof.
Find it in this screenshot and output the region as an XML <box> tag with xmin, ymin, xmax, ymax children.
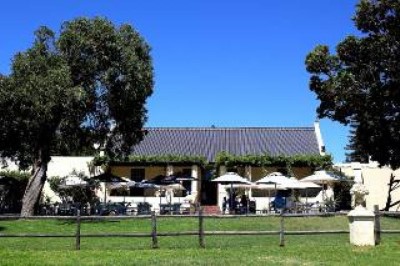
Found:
<box><xmin>131</xmin><ymin>127</ymin><xmax>321</xmax><ymax>162</ymax></box>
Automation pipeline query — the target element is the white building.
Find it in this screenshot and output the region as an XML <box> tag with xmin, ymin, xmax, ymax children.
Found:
<box><xmin>1</xmin><ymin>156</ymin><xmax>94</xmax><ymax>203</ymax></box>
<box><xmin>334</xmin><ymin>161</ymin><xmax>400</xmax><ymax>211</ymax></box>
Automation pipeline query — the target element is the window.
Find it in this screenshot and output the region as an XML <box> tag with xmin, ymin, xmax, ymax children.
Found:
<box><xmin>130</xmin><ymin>168</ymin><xmax>145</xmax><ymax>196</ymax></box>
<box><xmin>179</xmin><ymin>168</ymin><xmax>192</xmax><ymax>196</ymax></box>
<box><xmin>131</xmin><ymin>168</ymin><xmax>145</xmax><ymax>182</ymax></box>
<box><xmin>181</xmin><ymin>168</ymin><xmax>191</xmax><ymax>176</ymax></box>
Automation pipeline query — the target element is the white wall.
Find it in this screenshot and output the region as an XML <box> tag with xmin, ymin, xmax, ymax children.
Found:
<box><xmin>334</xmin><ymin>162</ymin><xmax>400</xmax><ymax>211</ymax></box>
<box><xmin>47</xmin><ymin>156</ymin><xmax>94</xmax><ymax>178</ymax></box>
<box><xmin>45</xmin><ymin>156</ymin><xmax>94</xmax><ymax>202</ymax></box>
<box><xmin>1</xmin><ymin>156</ymin><xmax>94</xmax><ymax>203</ymax></box>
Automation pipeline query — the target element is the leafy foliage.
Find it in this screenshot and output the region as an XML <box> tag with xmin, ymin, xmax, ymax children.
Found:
<box><xmin>92</xmin><ymin>153</ymin><xmax>331</xmax><ymax>172</ymax></box>
<box><xmin>0</xmin><ymin>17</ymin><xmax>154</xmax><ymax>215</ymax></box>
<box><xmin>92</xmin><ymin>154</ymin><xmax>208</xmax><ymax>167</ymax></box>
<box><xmin>0</xmin><ymin>171</ymin><xmax>30</xmax><ymax>213</ymax></box>
<box><xmin>48</xmin><ymin>171</ymin><xmax>99</xmax><ymax>205</ymax></box>
<box><xmin>305</xmin><ymin>0</ymin><xmax>400</xmax><ymax>168</ymax></box>
<box><xmin>0</xmin><ymin>17</ymin><xmax>154</xmax><ymax>164</ymax></box>
<box><xmin>0</xmin><ymin>170</ymin><xmax>30</xmax><ymax>181</ymax></box>
<box><xmin>328</xmin><ymin>167</ymin><xmax>353</xmax><ymax>211</ymax></box>
<box><xmin>215</xmin><ymin>151</ymin><xmax>332</xmax><ymax>169</ymax></box>
<box><xmin>345</xmin><ymin>121</ymin><xmax>370</xmax><ymax>163</ymax></box>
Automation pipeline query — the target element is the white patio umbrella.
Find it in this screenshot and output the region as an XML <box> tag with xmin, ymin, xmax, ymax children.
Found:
<box><xmin>134</xmin><ymin>181</ymin><xmax>160</xmax><ymax>203</ymax></box>
<box><xmin>300</xmin><ymin>170</ymin><xmax>340</xmax><ymax>202</ymax></box>
<box><xmin>175</xmin><ymin>176</ymin><xmax>198</xmax><ymax>181</ymax></box>
<box><xmin>300</xmin><ymin>170</ymin><xmax>340</xmax><ymax>184</ymax></box>
<box><xmin>289</xmin><ymin>177</ymin><xmax>321</xmax><ymax>209</ymax></box>
<box><xmin>256</xmin><ymin>172</ymin><xmax>300</xmax><ymax>211</ymax></box>
<box><xmin>164</xmin><ymin>183</ymin><xmax>186</xmax><ymax>191</ymax></box>
<box><xmin>107</xmin><ymin>181</ymin><xmax>129</xmax><ymax>190</ymax></box>
<box><xmin>59</xmin><ymin>175</ymin><xmax>89</xmax><ymax>190</ymax></box>
<box><xmin>256</xmin><ymin>172</ymin><xmax>301</xmax><ymax>188</ymax></box>
<box><xmin>107</xmin><ymin>180</ymin><xmax>137</xmax><ymax>202</ymax></box>
<box><xmin>58</xmin><ymin>175</ymin><xmax>91</xmax><ymax>209</ymax></box>
<box><xmin>252</xmin><ymin>183</ymin><xmax>288</xmax><ymax>212</ymax></box>
<box><xmin>58</xmin><ymin>182</ymin><xmax>88</xmax><ymax>189</ymax></box>
<box><xmin>212</xmin><ymin>172</ymin><xmax>252</xmax><ymax>212</ymax></box>
<box><xmin>212</xmin><ymin>172</ymin><xmax>252</xmax><ymax>184</ymax></box>
<box><xmin>231</xmin><ymin>183</ymin><xmax>286</xmax><ymax>191</ymax></box>
<box><xmin>162</xmin><ymin>183</ymin><xmax>186</xmax><ymax>205</ymax></box>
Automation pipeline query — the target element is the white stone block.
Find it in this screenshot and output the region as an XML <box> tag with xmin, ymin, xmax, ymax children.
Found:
<box><xmin>348</xmin><ymin>206</ymin><xmax>376</xmax><ymax>246</ymax></box>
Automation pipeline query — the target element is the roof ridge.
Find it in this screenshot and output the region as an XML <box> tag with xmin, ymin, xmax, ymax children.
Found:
<box><xmin>144</xmin><ymin>127</ymin><xmax>315</xmax><ymax>131</ymax></box>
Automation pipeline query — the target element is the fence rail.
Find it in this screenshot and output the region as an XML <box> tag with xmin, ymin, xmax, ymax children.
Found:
<box><xmin>1</xmin><ymin>207</ymin><xmax>399</xmax><ymax>250</ymax></box>
<box><xmin>0</xmin><ymin>212</ymin><xmax>351</xmax><ymax>220</ymax></box>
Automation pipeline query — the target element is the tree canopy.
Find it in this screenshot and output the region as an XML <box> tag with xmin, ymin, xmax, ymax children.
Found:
<box><xmin>0</xmin><ymin>17</ymin><xmax>154</xmax><ymax>215</ymax></box>
<box><xmin>306</xmin><ymin>0</ymin><xmax>400</xmax><ymax>168</ymax></box>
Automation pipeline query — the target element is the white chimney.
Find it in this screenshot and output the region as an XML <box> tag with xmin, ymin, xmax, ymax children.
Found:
<box><xmin>314</xmin><ymin>120</ymin><xmax>326</xmax><ymax>155</ymax></box>
<box><xmin>351</xmin><ymin>162</ymin><xmax>363</xmax><ymax>184</ymax></box>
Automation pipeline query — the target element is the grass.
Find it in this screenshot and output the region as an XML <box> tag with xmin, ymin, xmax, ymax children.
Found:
<box><xmin>0</xmin><ymin>215</ymin><xmax>400</xmax><ymax>265</ymax></box>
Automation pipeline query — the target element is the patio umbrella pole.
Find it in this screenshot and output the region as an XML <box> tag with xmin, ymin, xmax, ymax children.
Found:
<box><xmin>323</xmin><ymin>181</ymin><xmax>327</xmax><ymax>212</ymax></box>
<box><xmin>104</xmin><ymin>184</ymin><xmax>107</xmax><ymax>203</ymax></box>
<box><xmin>274</xmin><ymin>183</ymin><xmax>277</xmax><ymax>212</ymax></box>
<box><xmin>230</xmin><ymin>182</ymin><xmax>233</xmax><ymax>214</ymax></box>
<box><xmin>159</xmin><ymin>189</ymin><xmax>162</xmax><ymax>209</ymax></box>
<box><xmin>305</xmin><ymin>188</ymin><xmax>308</xmax><ymax>213</ymax></box>
<box><xmin>268</xmin><ymin>189</ymin><xmax>271</xmax><ymax>213</ymax></box>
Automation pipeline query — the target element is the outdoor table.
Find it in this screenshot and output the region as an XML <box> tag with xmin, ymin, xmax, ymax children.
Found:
<box><xmin>159</xmin><ymin>203</ymin><xmax>181</xmax><ymax>214</ymax></box>
<box><xmin>126</xmin><ymin>203</ymin><xmax>137</xmax><ymax>216</ymax></box>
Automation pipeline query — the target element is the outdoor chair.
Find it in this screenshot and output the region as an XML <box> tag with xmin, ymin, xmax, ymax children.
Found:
<box><xmin>270</xmin><ymin>197</ymin><xmax>286</xmax><ymax>213</ymax></box>
<box><xmin>137</xmin><ymin>202</ymin><xmax>152</xmax><ymax>215</ymax></box>
<box><xmin>249</xmin><ymin>201</ymin><xmax>256</xmax><ymax>214</ymax></box>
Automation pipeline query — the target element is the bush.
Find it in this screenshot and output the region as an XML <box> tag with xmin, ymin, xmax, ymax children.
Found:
<box><xmin>48</xmin><ymin>172</ymin><xmax>99</xmax><ymax>206</ymax></box>
<box><xmin>0</xmin><ymin>170</ymin><xmax>30</xmax><ymax>213</ymax></box>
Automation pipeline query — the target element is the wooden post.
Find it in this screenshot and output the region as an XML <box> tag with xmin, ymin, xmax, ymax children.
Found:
<box><xmin>75</xmin><ymin>210</ymin><xmax>81</xmax><ymax>250</ymax></box>
<box><xmin>151</xmin><ymin>211</ymin><xmax>159</xmax><ymax>249</ymax></box>
<box><xmin>279</xmin><ymin>213</ymin><xmax>285</xmax><ymax>247</ymax></box>
<box><xmin>199</xmin><ymin>205</ymin><xmax>205</xmax><ymax>248</ymax></box>
<box><xmin>374</xmin><ymin>205</ymin><xmax>381</xmax><ymax>245</ymax></box>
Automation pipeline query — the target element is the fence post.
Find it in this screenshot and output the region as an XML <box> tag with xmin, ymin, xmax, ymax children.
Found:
<box><xmin>151</xmin><ymin>211</ymin><xmax>159</xmax><ymax>249</ymax></box>
<box><xmin>75</xmin><ymin>209</ymin><xmax>81</xmax><ymax>250</ymax></box>
<box><xmin>279</xmin><ymin>212</ymin><xmax>285</xmax><ymax>247</ymax></box>
<box><xmin>374</xmin><ymin>205</ymin><xmax>381</xmax><ymax>245</ymax></box>
<box><xmin>199</xmin><ymin>205</ymin><xmax>205</xmax><ymax>248</ymax></box>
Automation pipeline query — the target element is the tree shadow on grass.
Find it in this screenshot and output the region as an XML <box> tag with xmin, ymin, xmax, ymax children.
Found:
<box><xmin>0</xmin><ymin>226</ymin><xmax>5</xmax><ymax>231</ymax></box>
<box><xmin>384</xmin><ymin>214</ymin><xmax>400</xmax><ymax>220</ymax></box>
<box><xmin>57</xmin><ymin>219</ymin><xmax>122</xmax><ymax>226</ymax></box>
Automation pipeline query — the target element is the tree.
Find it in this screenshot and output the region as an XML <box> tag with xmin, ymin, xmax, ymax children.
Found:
<box><xmin>48</xmin><ymin>171</ymin><xmax>100</xmax><ymax>210</ymax></box>
<box><xmin>0</xmin><ymin>17</ymin><xmax>154</xmax><ymax>216</ymax></box>
<box><xmin>305</xmin><ymin>0</ymin><xmax>400</xmax><ymax>169</ymax></box>
<box><xmin>383</xmin><ymin>173</ymin><xmax>400</xmax><ymax>210</ymax></box>
<box><xmin>345</xmin><ymin>121</ymin><xmax>369</xmax><ymax>163</ymax></box>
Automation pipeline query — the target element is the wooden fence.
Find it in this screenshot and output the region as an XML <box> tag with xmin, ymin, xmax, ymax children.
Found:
<box><xmin>0</xmin><ymin>208</ymin><xmax>399</xmax><ymax>250</ymax></box>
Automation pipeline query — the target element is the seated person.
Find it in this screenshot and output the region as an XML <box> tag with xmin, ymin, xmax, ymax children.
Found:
<box><xmin>271</xmin><ymin>191</ymin><xmax>286</xmax><ymax>211</ymax></box>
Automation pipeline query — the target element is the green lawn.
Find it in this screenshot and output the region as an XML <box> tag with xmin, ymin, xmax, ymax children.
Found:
<box><xmin>0</xmin><ymin>216</ymin><xmax>400</xmax><ymax>265</ymax></box>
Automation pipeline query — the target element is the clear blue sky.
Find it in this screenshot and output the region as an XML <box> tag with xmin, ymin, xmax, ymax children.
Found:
<box><xmin>0</xmin><ymin>0</ymin><xmax>360</xmax><ymax>163</ymax></box>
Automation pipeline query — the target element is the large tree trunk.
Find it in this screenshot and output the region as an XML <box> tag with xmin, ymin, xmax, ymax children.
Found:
<box><xmin>20</xmin><ymin>154</ymin><xmax>49</xmax><ymax>217</ymax></box>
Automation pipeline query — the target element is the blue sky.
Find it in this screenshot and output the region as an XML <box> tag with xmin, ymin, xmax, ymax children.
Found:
<box><xmin>0</xmin><ymin>0</ymin><xmax>360</xmax><ymax>162</ymax></box>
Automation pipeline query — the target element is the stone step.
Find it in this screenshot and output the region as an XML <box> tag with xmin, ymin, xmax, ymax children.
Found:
<box><xmin>202</xmin><ymin>205</ymin><xmax>221</xmax><ymax>214</ymax></box>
